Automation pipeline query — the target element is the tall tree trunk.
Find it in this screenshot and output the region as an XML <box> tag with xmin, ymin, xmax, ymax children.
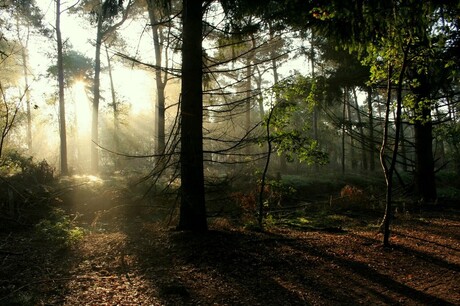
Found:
<box><xmin>341</xmin><ymin>88</ymin><xmax>347</xmax><ymax>174</ymax></box>
<box><xmin>268</xmin><ymin>27</ymin><xmax>286</xmax><ymax>173</ymax></box>
<box><xmin>414</xmin><ymin>106</ymin><xmax>437</xmax><ymax>203</ymax></box>
<box><xmin>105</xmin><ymin>44</ymin><xmax>120</xmax><ymax>169</ymax></box>
<box><xmin>346</xmin><ymin>94</ymin><xmax>357</xmax><ymax>170</ymax></box>
<box><xmin>91</xmin><ymin>13</ymin><xmax>103</xmax><ymax>174</ymax></box>
<box><xmin>254</xmin><ymin>66</ymin><xmax>264</xmax><ymax>120</ymax></box>
<box><xmin>352</xmin><ymin>87</ymin><xmax>367</xmax><ymax>171</ymax></box>
<box><xmin>56</xmin><ymin>0</ymin><xmax>68</xmax><ymax>175</ymax></box>
<box><xmin>16</xmin><ymin>17</ymin><xmax>32</xmax><ymax>152</ymax></box>
<box><xmin>367</xmin><ymin>87</ymin><xmax>375</xmax><ymax>171</ymax></box>
<box><xmin>411</xmin><ymin>72</ymin><xmax>437</xmax><ymax>203</ymax></box>
<box><xmin>435</xmin><ymin>106</ymin><xmax>446</xmax><ymax>168</ymax></box>
<box><xmin>310</xmin><ymin>30</ymin><xmax>319</xmax><ymax>172</ymax></box>
<box><xmin>146</xmin><ymin>0</ymin><xmax>167</xmax><ymax>158</ymax></box>
<box><xmin>381</xmin><ymin>48</ymin><xmax>407</xmax><ymax>246</ymax></box>
<box><xmin>178</xmin><ymin>0</ymin><xmax>207</xmax><ymax>231</ymax></box>
<box><xmin>380</xmin><ymin>65</ymin><xmax>394</xmax><ymax>247</ymax></box>
<box><xmin>400</xmin><ymin>120</ymin><xmax>408</xmax><ymax>172</ymax></box>
<box><xmin>244</xmin><ymin>35</ymin><xmax>254</xmax><ymax>156</ymax></box>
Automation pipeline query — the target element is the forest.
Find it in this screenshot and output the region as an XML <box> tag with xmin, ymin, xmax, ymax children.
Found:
<box><xmin>0</xmin><ymin>0</ymin><xmax>459</xmax><ymax>304</ymax></box>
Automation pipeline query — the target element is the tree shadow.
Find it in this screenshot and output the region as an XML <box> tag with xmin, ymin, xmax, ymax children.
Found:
<box><xmin>122</xmin><ymin>224</ymin><xmax>457</xmax><ymax>305</ymax></box>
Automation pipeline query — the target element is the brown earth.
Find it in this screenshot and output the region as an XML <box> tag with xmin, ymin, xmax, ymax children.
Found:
<box><xmin>0</xmin><ymin>182</ymin><xmax>459</xmax><ymax>305</ymax></box>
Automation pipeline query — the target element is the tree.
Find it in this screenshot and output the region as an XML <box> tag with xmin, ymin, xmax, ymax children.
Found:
<box><xmin>177</xmin><ymin>0</ymin><xmax>310</xmax><ymax>229</ymax></box>
<box><xmin>47</xmin><ymin>49</ymin><xmax>93</xmax><ymax>168</ymax></box>
<box><xmin>5</xmin><ymin>0</ymin><xmax>46</xmax><ymax>155</ymax></box>
<box><xmin>144</xmin><ymin>0</ymin><xmax>176</xmax><ymax>160</ymax></box>
<box><xmin>0</xmin><ymin>84</ymin><xmax>26</xmax><ymax>159</ymax></box>
<box><xmin>177</xmin><ymin>0</ymin><xmax>207</xmax><ymax>231</ymax></box>
<box><xmin>75</xmin><ymin>0</ymin><xmax>133</xmax><ymax>173</ymax></box>
<box><xmin>55</xmin><ymin>0</ymin><xmax>68</xmax><ymax>175</ymax></box>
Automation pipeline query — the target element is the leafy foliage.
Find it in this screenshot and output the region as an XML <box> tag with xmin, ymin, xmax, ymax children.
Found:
<box><xmin>35</xmin><ymin>208</ymin><xmax>84</xmax><ymax>248</ymax></box>
<box><xmin>0</xmin><ymin>151</ymin><xmax>54</xmax><ymax>183</ymax></box>
<box><xmin>269</xmin><ymin>75</ymin><xmax>328</xmax><ymax>165</ymax></box>
<box><xmin>47</xmin><ymin>50</ymin><xmax>93</xmax><ymax>86</ymax></box>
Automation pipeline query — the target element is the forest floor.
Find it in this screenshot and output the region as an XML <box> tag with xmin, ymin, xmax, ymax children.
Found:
<box><xmin>0</xmin><ymin>177</ymin><xmax>459</xmax><ymax>305</ymax></box>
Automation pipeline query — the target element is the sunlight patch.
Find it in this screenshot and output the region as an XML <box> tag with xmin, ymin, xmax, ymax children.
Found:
<box><xmin>71</xmin><ymin>174</ymin><xmax>104</xmax><ymax>185</ymax></box>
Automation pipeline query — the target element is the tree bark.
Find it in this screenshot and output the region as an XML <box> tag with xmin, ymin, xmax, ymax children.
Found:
<box><xmin>91</xmin><ymin>13</ymin><xmax>103</xmax><ymax>174</ymax></box>
<box><xmin>367</xmin><ymin>87</ymin><xmax>375</xmax><ymax>171</ymax></box>
<box><xmin>341</xmin><ymin>88</ymin><xmax>347</xmax><ymax>174</ymax></box>
<box><xmin>105</xmin><ymin>44</ymin><xmax>120</xmax><ymax>169</ymax></box>
<box><xmin>146</xmin><ymin>0</ymin><xmax>167</xmax><ymax>158</ymax></box>
<box><xmin>16</xmin><ymin>17</ymin><xmax>32</xmax><ymax>152</ymax></box>
<box><xmin>411</xmin><ymin>72</ymin><xmax>437</xmax><ymax>203</ymax></box>
<box><xmin>414</xmin><ymin>107</ymin><xmax>437</xmax><ymax>203</ymax></box>
<box><xmin>178</xmin><ymin>0</ymin><xmax>207</xmax><ymax>231</ymax></box>
<box><xmin>268</xmin><ymin>28</ymin><xmax>286</xmax><ymax>173</ymax></box>
<box><xmin>381</xmin><ymin>47</ymin><xmax>408</xmax><ymax>246</ymax></box>
<box><xmin>346</xmin><ymin>93</ymin><xmax>357</xmax><ymax>170</ymax></box>
<box><xmin>56</xmin><ymin>0</ymin><xmax>68</xmax><ymax>175</ymax></box>
<box><xmin>379</xmin><ymin>64</ymin><xmax>394</xmax><ymax>247</ymax></box>
<box><xmin>352</xmin><ymin>87</ymin><xmax>367</xmax><ymax>171</ymax></box>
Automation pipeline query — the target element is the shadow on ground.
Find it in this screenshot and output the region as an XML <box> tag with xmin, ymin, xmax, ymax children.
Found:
<box><xmin>1</xmin><ymin>176</ymin><xmax>459</xmax><ymax>305</ymax></box>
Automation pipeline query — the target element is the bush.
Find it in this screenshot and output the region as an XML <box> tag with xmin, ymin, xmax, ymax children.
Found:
<box><xmin>0</xmin><ymin>151</ymin><xmax>54</xmax><ymax>183</ymax></box>
<box><xmin>35</xmin><ymin>208</ymin><xmax>84</xmax><ymax>248</ymax></box>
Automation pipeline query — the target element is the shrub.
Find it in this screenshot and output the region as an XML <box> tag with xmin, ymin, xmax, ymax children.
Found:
<box><xmin>35</xmin><ymin>208</ymin><xmax>84</xmax><ymax>248</ymax></box>
<box><xmin>0</xmin><ymin>151</ymin><xmax>54</xmax><ymax>183</ymax></box>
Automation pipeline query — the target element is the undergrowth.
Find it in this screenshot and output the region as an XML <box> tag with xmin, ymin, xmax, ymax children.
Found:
<box><xmin>35</xmin><ymin>208</ymin><xmax>84</xmax><ymax>249</ymax></box>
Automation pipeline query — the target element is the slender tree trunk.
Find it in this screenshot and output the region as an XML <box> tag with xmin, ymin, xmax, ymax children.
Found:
<box><xmin>381</xmin><ymin>48</ymin><xmax>408</xmax><ymax>246</ymax></box>
<box><xmin>268</xmin><ymin>28</ymin><xmax>286</xmax><ymax>173</ymax></box>
<box><xmin>16</xmin><ymin>17</ymin><xmax>32</xmax><ymax>152</ymax></box>
<box><xmin>91</xmin><ymin>14</ymin><xmax>103</xmax><ymax>174</ymax></box>
<box><xmin>254</xmin><ymin>66</ymin><xmax>264</xmax><ymax>120</ymax></box>
<box><xmin>367</xmin><ymin>87</ymin><xmax>375</xmax><ymax>171</ymax></box>
<box><xmin>400</xmin><ymin>120</ymin><xmax>408</xmax><ymax>172</ymax></box>
<box><xmin>244</xmin><ymin>35</ymin><xmax>254</xmax><ymax>156</ymax></box>
<box><xmin>56</xmin><ymin>0</ymin><xmax>68</xmax><ymax>175</ymax></box>
<box><xmin>379</xmin><ymin>65</ymin><xmax>394</xmax><ymax>247</ymax></box>
<box><xmin>178</xmin><ymin>0</ymin><xmax>207</xmax><ymax>231</ymax></box>
<box><xmin>105</xmin><ymin>44</ymin><xmax>120</xmax><ymax>169</ymax></box>
<box><xmin>146</xmin><ymin>0</ymin><xmax>167</xmax><ymax>158</ymax></box>
<box><xmin>258</xmin><ymin>104</ymin><xmax>276</xmax><ymax>229</ymax></box>
<box><xmin>346</xmin><ymin>94</ymin><xmax>357</xmax><ymax>170</ymax></box>
<box><xmin>245</xmin><ymin>61</ymin><xmax>251</xmax><ymax>133</ymax></box>
<box><xmin>352</xmin><ymin>87</ymin><xmax>367</xmax><ymax>171</ymax></box>
<box><xmin>310</xmin><ymin>31</ymin><xmax>319</xmax><ymax>172</ymax></box>
<box><xmin>435</xmin><ymin>107</ymin><xmax>446</xmax><ymax>167</ymax></box>
<box><xmin>341</xmin><ymin>88</ymin><xmax>347</xmax><ymax>174</ymax></box>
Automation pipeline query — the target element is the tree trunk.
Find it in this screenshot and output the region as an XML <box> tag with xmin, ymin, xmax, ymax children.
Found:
<box><xmin>381</xmin><ymin>48</ymin><xmax>407</xmax><ymax>246</ymax></box>
<box><xmin>91</xmin><ymin>14</ymin><xmax>103</xmax><ymax>174</ymax></box>
<box><xmin>16</xmin><ymin>17</ymin><xmax>32</xmax><ymax>152</ymax></box>
<box><xmin>379</xmin><ymin>64</ymin><xmax>394</xmax><ymax>247</ymax></box>
<box><xmin>244</xmin><ymin>36</ymin><xmax>253</xmax><ymax>156</ymax></box>
<box><xmin>146</xmin><ymin>0</ymin><xmax>167</xmax><ymax>158</ymax></box>
<box><xmin>346</xmin><ymin>93</ymin><xmax>357</xmax><ymax>170</ymax></box>
<box><xmin>56</xmin><ymin>0</ymin><xmax>68</xmax><ymax>175</ymax></box>
<box><xmin>310</xmin><ymin>30</ymin><xmax>319</xmax><ymax>172</ymax></box>
<box><xmin>414</xmin><ymin>107</ymin><xmax>437</xmax><ymax>203</ymax></box>
<box><xmin>367</xmin><ymin>87</ymin><xmax>375</xmax><ymax>171</ymax></box>
<box><xmin>352</xmin><ymin>87</ymin><xmax>367</xmax><ymax>171</ymax></box>
<box><xmin>400</xmin><ymin>120</ymin><xmax>408</xmax><ymax>172</ymax></box>
<box><xmin>411</xmin><ymin>71</ymin><xmax>437</xmax><ymax>203</ymax></box>
<box><xmin>341</xmin><ymin>88</ymin><xmax>347</xmax><ymax>174</ymax></box>
<box><xmin>268</xmin><ymin>29</ymin><xmax>286</xmax><ymax>173</ymax></box>
<box><xmin>254</xmin><ymin>66</ymin><xmax>264</xmax><ymax>120</ymax></box>
<box><xmin>178</xmin><ymin>0</ymin><xmax>207</xmax><ymax>231</ymax></box>
<box><xmin>105</xmin><ymin>44</ymin><xmax>120</xmax><ymax>169</ymax></box>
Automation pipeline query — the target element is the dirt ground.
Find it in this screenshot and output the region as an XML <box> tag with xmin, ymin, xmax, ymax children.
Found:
<box><xmin>0</xmin><ymin>179</ymin><xmax>459</xmax><ymax>305</ymax></box>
